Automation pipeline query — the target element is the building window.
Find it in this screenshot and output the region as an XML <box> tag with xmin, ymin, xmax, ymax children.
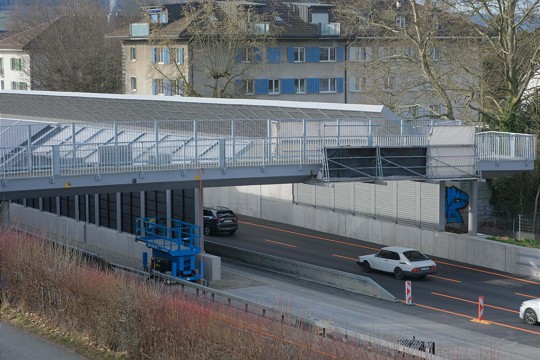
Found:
<box><xmin>11</xmin><ymin>81</ymin><xmax>27</xmax><ymax>90</ymax></box>
<box><xmin>0</xmin><ymin>80</ymin><xmax>4</xmax><ymax>90</ymax></box>
<box><xmin>408</xmin><ymin>105</ymin><xmax>418</xmax><ymax>119</ymax></box>
<box><xmin>431</xmin><ymin>47</ymin><xmax>440</xmax><ymax>61</ymax></box>
<box><xmin>294</xmin><ymin>47</ymin><xmax>305</xmax><ymax>62</ymax></box>
<box><xmin>172</xmin><ymin>48</ymin><xmax>184</xmax><ymax>65</ymax></box>
<box><xmin>171</xmin><ymin>79</ymin><xmax>184</xmax><ymax>96</ymax></box>
<box><xmin>155</xmin><ymin>79</ymin><xmax>164</xmax><ymax>95</ymax></box>
<box><xmin>11</xmin><ymin>58</ymin><xmax>22</xmax><ymax>71</ymax></box>
<box><xmin>379</xmin><ymin>47</ymin><xmax>397</xmax><ymax>60</ymax></box>
<box><xmin>349</xmin><ymin>47</ymin><xmax>371</xmax><ymax>62</ymax></box>
<box><xmin>241</xmin><ymin>48</ymin><xmax>256</xmax><ymax>63</ymax></box>
<box><xmin>430</xmin><ymin>104</ymin><xmax>442</xmax><ymax>114</ymax></box>
<box><xmin>320</xmin><ymin>78</ymin><xmax>336</xmax><ymax>93</ymax></box>
<box><xmin>395</xmin><ymin>15</ymin><xmax>406</xmax><ymax>28</ymax></box>
<box><xmin>404</xmin><ymin>47</ymin><xmax>417</xmax><ymax>58</ymax></box>
<box><xmin>155</xmin><ymin>48</ymin><xmax>164</xmax><ymax>63</ymax></box>
<box><xmin>319</xmin><ymin>47</ymin><xmax>336</xmax><ymax>62</ymax></box>
<box><xmin>243</xmin><ymin>79</ymin><xmax>254</xmax><ymax>95</ymax></box>
<box><xmin>268</xmin><ymin>79</ymin><xmax>280</xmax><ymax>94</ymax></box>
<box><xmin>383</xmin><ymin>76</ymin><xmax>397</xmax><ymax>91</ymax></box>
<box><xmin>130</xmin><ymin>77</ymin><xmax>137</xmax><ymax>92</ymax></box>
<box><xmin>130</xmin><ymin>47</ymin><xmax>136</xmax><ymax>61</ymax></box>
<box><xmin>148</xmin><ymin>8</ymin><xmax>168</xmax><ymax>24</ymax></box>
<box><xmin>350</xmin><ymin>77</ymin><xmax>366</xmax><ymax>92</ymax></box>
<box><xmin>0</xmin><ymin>58</ymin><xmax>3</xmax><ymax>76</ymax></box>
<box><xmin>294</xmin><ymin>79</ymin><xmax>306</xmax><ymax>94</ymax></box>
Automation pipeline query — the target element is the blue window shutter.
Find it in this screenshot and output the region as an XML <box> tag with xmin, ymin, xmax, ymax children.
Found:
<box><xmin>164</xmin><ymin>47</ymin><xmax>170</xmax><ymax>64</ymax></box>
<box><xmin>306</xmin><ymin>78</ymin><xmax>314</xmax><ymax>94</ymax></box>
<box><xmin>268</xmin><ymin>47</ymin><xmax>280</xmax><ymax>64</ymax></box>
<box><xmin>255</xmin><ymin>79</ymin><xmax>268</xmax><ymax>94</ymax></box>
<box><xmin>306</xmin><ymin>47</ymin><xmax>313</xmax><ymax>63</ymax></box>
<box><xmin>313</xmin><ymin>47</ymin><xmax>320</xmax><ymax>62</ymax></box>
<box><xmin>314</xmin><ymin>78</ymin><xmax>320</xmax><ymax>93</ymax></box>
<box><xmin>281</xmin><ymin>79</ymin><xmax>293</xmax><ymax>94</ymax></box>
<box><xmin>337</xmin><ymin>77</ymin><xmax>344</xmax><ymax>93</ymax></box>
<box><xmin>152</xmin><ymin>79</ymin><xmax>156</xmax><ymax>95</ymax></box>
<box><xmin>337</xmin><ymin>47</ymin><xmax>344</xmax><ymax>62</ymax></box>
<box><xmin>178</xmin><ymin>48</ymin><xmax>184</xmax><ymax>65</ymax></box>
<box><xmin>254</xmin><ymin>47</ymin><xmax>261</xmax><ymax>63</ymax></box>
<box><xmin>164</xmin><ymin>79</ymin><xmax>171</xmax><ymax>96</ymax></box>
<box><xmin>151</xmin><ymin>47</ymin><xmax>156</xmax><ymax>64</ymax></box>
<box><xmin>287</xmin><ymin>47</ymin><xmax>294</xmax><ymax>63</ymax></box>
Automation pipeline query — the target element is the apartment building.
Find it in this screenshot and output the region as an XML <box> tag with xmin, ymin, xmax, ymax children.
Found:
<box><xmin>106</xmin><ymin>1</ymin><xmax>482</xmax><ymax>123</ymax></box>
<box><xmin>107</xmin><ymin>1</ymin><xmax>347</xmax><ymax>102</ymax></box>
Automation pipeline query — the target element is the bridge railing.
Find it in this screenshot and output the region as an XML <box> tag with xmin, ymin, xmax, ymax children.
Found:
<box><xmin>0</xmin><ymin>130</ymin><xmax>536</xmax><ymax>180</ymax></box>
<box><xmin>475</xmin><ymin>131</ymin><xmax>537</xmax><ymax>162</ymax></box>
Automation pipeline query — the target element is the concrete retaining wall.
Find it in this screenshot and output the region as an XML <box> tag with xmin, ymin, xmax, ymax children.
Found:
<box><xmin>205</xmin><ymin>242</ymin><xmax>397</xmax><ymax>302</ymax></box>
<box><xmin>205</xmin><ymin>184</ymin><xmax>540</xmax><ymax>279</ymax></box>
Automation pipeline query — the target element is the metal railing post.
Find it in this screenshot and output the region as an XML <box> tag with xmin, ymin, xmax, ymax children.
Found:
<box><xmin>303</xmin><ymin>119</ymin><xmax>307</xmax><ymax>162</ymax></box>
<box><xmin>155</xmin><ymin>121</ymin><xmax>159</xmax><ymax>164</ymax></box>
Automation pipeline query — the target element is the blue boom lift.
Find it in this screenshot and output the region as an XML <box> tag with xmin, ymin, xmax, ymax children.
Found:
<box><xmin>136</xmin><ymin>217</ymin><xmax>204</xmax><ymax>282</ymax></box>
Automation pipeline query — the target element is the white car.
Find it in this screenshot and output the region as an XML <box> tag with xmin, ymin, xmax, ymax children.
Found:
<box><xmin>357</xmin><ymin>246</ymin><xmax>438</xmax><ymax>280</ymax></box>
<box><xmin>519</xmin><ymin>298</ymin><xmax>540</xmax><ymax>325</ymax></box>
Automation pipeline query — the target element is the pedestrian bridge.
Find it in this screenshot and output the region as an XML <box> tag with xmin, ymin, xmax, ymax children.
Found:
<box><xmin>0</xmin><ymin>91</ymin><xmax>536</xmax><ymax>200</ymax></box>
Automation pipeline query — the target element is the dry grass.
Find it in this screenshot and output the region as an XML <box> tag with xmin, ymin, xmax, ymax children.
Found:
<box><xmin>0</xmin><ymin>229</ymin><xmax>407</xmax><ymax>360</ymax></box>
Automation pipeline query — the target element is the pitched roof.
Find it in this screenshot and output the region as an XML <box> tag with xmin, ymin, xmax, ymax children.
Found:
<box><xmin>0</xmin><ymin>21</ymin><xmax>54</xmax><ymax>50</ymax></box>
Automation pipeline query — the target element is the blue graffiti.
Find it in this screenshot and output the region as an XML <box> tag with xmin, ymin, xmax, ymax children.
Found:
<box><xmin>445</xmin><ymin>185</ymin><xmax>469</xmax><ymax>223</ymax></box>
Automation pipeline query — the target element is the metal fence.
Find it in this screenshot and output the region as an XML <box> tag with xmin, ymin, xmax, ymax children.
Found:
<box><xmin>0</xmin><ymin>120</ymin><xmax>536</xmax><ymax>181</ymax></box>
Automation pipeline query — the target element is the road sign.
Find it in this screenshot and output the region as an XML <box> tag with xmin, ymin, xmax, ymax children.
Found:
<box><xmin>478</xmin><ymin>296</ymin><xmax>484</xmax><ymax>321</ymax></box>
<box><xmin>405</xmin><ymin>280</ymin><xmax>412</xmax><ymax>305</ymax></box>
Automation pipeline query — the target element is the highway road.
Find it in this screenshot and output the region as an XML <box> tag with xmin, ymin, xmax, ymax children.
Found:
<box><xmin>207</xmin><ymin>215</ymin><xmax>540</xmax><ymax>350</ymax></box>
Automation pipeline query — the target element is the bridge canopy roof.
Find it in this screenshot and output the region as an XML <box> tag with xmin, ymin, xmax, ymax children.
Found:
<box><xmin>1</xmin><ymin>90</ymin><xmax>402</xmax><ymax>124</ymax></box>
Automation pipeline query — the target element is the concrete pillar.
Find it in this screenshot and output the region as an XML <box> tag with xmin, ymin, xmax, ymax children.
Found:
<box><xmin>140</xmin><ymin>191</ymin><xmax>146</xmax><ymax>218</ymax></box>
<box><xmin>75</xmin><ymin>195</ymin><xmax>80</xmax><ymax>221</ymax></box>
<box><xmin>85</xmin><ymin>195</ymin><xmax>90</xmax><ymax>223</ymax></box>
<box><xmin>39</xmin><ymin>197</ymin><xmax>43</xmax><ymax>211</ymax></box>
<box><xmin>94</xmin><ymin>194</ymin><xmax>100</xmax><ymax>227</ymax></box>
<box><xmin>194</xmin><ymin>185</ymin><xmax>204</xmax><ymax>253</ymax></box>
<box><xmin>116</xmin><ymin>192</ymin><xmax>122</xmax><ymax>232</ymax></box>
<box><xmin>438</xmin><ymin>181</ymin><xmax>446</xmax><ymax>232</ymax></box>
<box><xmin>56</xmin><ymin>196</ymin><xmax>61</xmax><ymax>216</ymax></box>
<box><xmin>468</xmin><ymin>180</ymin><xmax>478</xmax><ymax>236</ymax></box>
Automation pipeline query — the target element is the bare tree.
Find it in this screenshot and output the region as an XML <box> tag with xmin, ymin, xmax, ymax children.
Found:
<box><xmin>335</xmin><ymin>0</ymin><xmax>485</xmax><ymax>122</ymax></box>
<box><xmin>440</xmin><ymin>0</ymin><xmax>540</xmax><ymax>131</ymax></box>
<box><xmin>147</xmin><ymin>0</ymin><xmax>278</xmax><ymax>98</ymax></box>
<box><xmin>7</xmin><ymin>0</ymin><xmax>138</xmax><ymax>93</ymax></box>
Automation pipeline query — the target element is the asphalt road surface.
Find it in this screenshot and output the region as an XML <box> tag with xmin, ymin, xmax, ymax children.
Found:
<box><xmin>207</xmin><ymin>215</ymin><xmax>540</xmax><ymax>349</ymax></box>
<box><xmin>0</xmin><ymin>321</ymin><xmax>87</xmax><ymax>360</ymax></box>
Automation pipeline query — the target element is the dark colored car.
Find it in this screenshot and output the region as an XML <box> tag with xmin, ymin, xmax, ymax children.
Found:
<box><xmin>203</xmin><ymin>206</ymin><xmax>238</xmax><ymax>236</ymax></box>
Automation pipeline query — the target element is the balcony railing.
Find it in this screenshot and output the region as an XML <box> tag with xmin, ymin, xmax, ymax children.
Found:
<box><xmin>130</xmin><ymin>23</ymin><xmax>150</xmax><ymax>37</ymax></box>
<box><xmin>313</xmin><ymin>22</ymin><xmax>340</xmax><ymax>36</ymax></box>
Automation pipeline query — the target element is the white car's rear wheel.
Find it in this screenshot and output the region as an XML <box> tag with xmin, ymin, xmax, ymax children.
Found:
<box><xmin>524</xmin><ymin>308</ymin><xmax>538</xmax><ymax>325</ymax></box>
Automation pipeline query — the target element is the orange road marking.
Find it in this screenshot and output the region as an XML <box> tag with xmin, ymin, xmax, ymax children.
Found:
<box><xmin>240</xmin><ymin>220</ymin><xmax>379</xmax><ymax>250</ymax></box>
<box><xmin>431</xmin><ymin>292</ymin><xmax>518</xmax><ymax>314</ymax></box>
<box><xmin>332</xmin><ymin>254</ymin><xmax>357</xmax><ymax>261</ymax></box>
<box><xmin>265</xmin><ymin>239</ymin><xmax>296</xmax><ymax>248</ymax></box>
<box><xmin>429</xmin><ymin>275</ymin><xmax>461</xmax><ymax>283</ymax></box>
<box><xmin>436</xmin><ymin>260</ymin><xmax>540</xmax><ymax>285</ymax></box>
<box><xmin>515</xmin><ymin>292</ymin><xmax>540</xmax><ymax>299</ymax></box>
<box><xmin>411</xmin><ymin>302</ymin><xmax>540</xmax><ymax>335</ymax></box>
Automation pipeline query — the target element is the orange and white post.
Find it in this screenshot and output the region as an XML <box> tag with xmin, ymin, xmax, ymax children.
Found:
<box><xmin>405</xmin><ymin>280</ymin><xmax>412</xmax><ymax>305</ymax></box>
<box><xmin>478</xmin><ymin>296</ymin><xmax>484</xmax><ymax>321</ymax></box>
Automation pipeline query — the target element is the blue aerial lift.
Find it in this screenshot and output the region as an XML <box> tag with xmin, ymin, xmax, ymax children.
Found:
<box><xmin>135</xmin><ymin>217</ymin><xmax>204</xmax><ymax>282</ymax></box>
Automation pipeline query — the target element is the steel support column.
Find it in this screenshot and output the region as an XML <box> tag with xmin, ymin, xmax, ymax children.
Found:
<box><xmin>468</xmin><ymin>180</ymin><xmax>478</xmax><ymax>236</ymax></box>
<box><xmin>439</xmin><ymin>181</ymin><xmax>446</xmax><ymax>232</ymax></box>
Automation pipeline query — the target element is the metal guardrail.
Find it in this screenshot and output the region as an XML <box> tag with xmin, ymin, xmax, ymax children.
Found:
<box><xmin>476</xmin><ymin>131</ymin><xmax>537</xmax><ymax>162</ymax></box>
